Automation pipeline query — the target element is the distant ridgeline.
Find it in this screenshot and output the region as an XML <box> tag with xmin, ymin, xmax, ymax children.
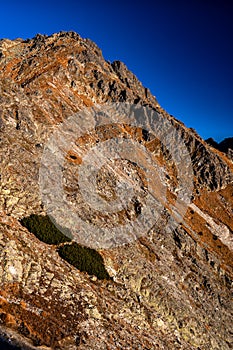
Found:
<box><xmin>205</xmin><ymin>137</ymin><xmax>233</xmax><ymax>155</ymax></box>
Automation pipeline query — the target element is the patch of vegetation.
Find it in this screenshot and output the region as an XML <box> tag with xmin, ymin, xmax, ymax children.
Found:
<box><xmin>20</xmin><ymin>214</ymin><xmax>110</xmax><ymax>280</ymax></box>
<box><xmin>20</xmin><ymin>214</ymin><xmax>72</xmax><ymax>245</ymax></box>
<box><xmin>58</xmin><ymin>243</ymin><xmax>111</xmax><ymax>280</ymax></box>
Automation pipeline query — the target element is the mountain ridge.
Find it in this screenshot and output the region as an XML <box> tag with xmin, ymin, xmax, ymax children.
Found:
<box><xmin>0</xmin><ymin>31</ymin><xmax>232</xmax><ymax>349</ymax></box>
<box><xmin>206</xmin><ymin>137</ymin><xmax>233</xmax><ymax>159</ymax></box>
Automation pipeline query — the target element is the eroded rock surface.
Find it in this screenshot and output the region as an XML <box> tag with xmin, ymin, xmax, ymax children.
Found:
<box><xmin>0</xmin><ymin>31</ymin><xmax>232</xmax><ymax>349</ymax></box>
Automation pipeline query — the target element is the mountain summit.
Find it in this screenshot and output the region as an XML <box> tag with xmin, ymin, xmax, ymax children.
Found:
<box><xmin>0</xmin><ymin>31</ymin><xmax>232</xmax><ymax>349</ymax></box>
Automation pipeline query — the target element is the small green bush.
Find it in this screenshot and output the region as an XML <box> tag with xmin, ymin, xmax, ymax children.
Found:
<box><xmin>58</xmin><ymin>243</ymin><xmax>111</xmax><ymax>280</ymax></box>
<box><xmin>20</xmin><ymin>214</ymin><xmax>72</xmax><ymax>245</ymax></box>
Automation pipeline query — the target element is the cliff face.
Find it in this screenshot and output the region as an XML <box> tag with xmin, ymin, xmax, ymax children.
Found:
<box><xmin>0</xmin><ymin>32</ymin><xmax>232</xmax><ymax>349</ymax></box>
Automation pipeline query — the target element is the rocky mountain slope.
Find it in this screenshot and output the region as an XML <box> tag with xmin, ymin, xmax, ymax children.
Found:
<box><xmin>0</xmin><ymin>31</ymin><xmax>232</xmax><ymax>349</ymax></box>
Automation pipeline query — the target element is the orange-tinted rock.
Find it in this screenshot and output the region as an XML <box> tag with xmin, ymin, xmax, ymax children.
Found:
<box><xmin>0</xmin><ymin>31</ymin><xmax>232</xmax><ymax>349</ymax></box>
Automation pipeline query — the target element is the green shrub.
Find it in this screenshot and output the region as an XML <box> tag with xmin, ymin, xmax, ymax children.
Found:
<box><xmin>20</xmin><ymin>214</ymin><xmax>72</xmax><ymax>245</ymax></box>
<box><xmin>58</xmin><ymin>243</ymin><xmax>111</xmax><ymax>280</ymax></box>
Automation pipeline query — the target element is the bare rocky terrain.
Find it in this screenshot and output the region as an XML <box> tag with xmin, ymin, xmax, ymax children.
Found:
<box><xmin>0</xmin><ymin>31</ymin><xmax>232</xmax><ymax>349</ymax></box>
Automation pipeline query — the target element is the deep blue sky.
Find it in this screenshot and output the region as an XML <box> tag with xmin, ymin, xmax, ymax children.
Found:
<box><xmin>0</xmin><ymin>0</ymin><xmax>232</xmax><ymax>142</ymax></box>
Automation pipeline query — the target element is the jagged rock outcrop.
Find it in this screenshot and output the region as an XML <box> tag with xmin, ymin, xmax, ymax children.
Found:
<box><xmin>0</xmin><ymin>31</ymin><xmax>232</xmax><ymax>349</ymax></box>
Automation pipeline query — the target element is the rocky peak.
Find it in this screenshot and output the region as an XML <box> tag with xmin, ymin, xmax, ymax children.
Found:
<box><xmin>0</xmin><ymin>31</ymin><xmax>232</xmax><ymax>349</ymax></box>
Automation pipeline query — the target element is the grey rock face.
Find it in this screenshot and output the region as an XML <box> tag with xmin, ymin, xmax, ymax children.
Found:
<box><xmin>0</xmin><ymin>31</ymin><xmax>232</xmax><ymax>349</ymax></box>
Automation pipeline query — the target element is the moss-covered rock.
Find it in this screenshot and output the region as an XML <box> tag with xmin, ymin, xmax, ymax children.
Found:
<box><xmin>58</xmin><ymin>243</ymin><xmax>111</xmax><ymax>280</ymax></box>
<box><xmin>20</xmin><ymin>214</ymin><xmax>72</xmax><ymax>245</ymax></box>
